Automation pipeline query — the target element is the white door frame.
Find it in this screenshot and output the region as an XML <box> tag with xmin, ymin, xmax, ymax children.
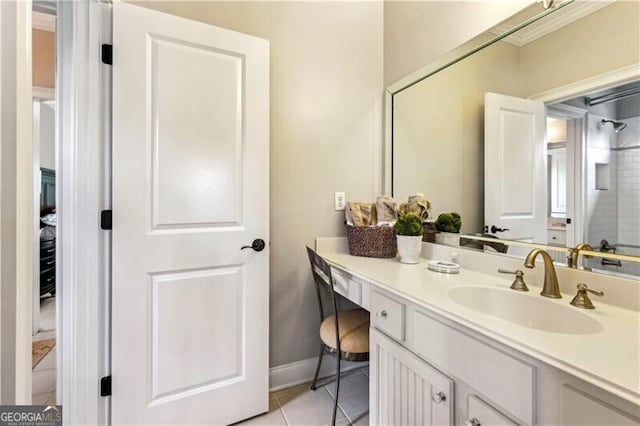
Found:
<box><xmin>0</xmin><ymin>0</ymin><xmax>33</xmax><ymax>404</ymax></box>
<box><xmin>57</xmin><ymin>1</ymin><xmax>112</xmax><ymax>424</ymax></box>
<box><xmin>32</xmin><ymin>100</ymin><xmax>41</xmax><ymax>338</ymax></box>
<box><xmin>530</xmin><ymin>64</ymin><xmax>640</xmax><ymax>246</ymax></box>
<box><xmin>546</xmin><ymin>103</ymin><xmax>587</xmax><ymax>247</ymax></box>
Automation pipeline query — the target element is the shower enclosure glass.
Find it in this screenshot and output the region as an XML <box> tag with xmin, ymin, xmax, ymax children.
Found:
<box><xmin>581</xmin><ymin>84</ymin><xmax>640</xmax><ymax>276</ymax></box>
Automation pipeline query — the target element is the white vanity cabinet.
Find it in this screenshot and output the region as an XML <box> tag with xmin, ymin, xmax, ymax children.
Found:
<box><xmin>370</xmin><ymin>328</ymin><xmax>454</xmax><ymax>425</ymax></box>
<box><xmin>366</xmin><ymin>286</ymin><xmax>640</xmax><ymax>426</ymax></box>
<box><xmin>557</xmin><ymin>384</ymin><xmax>640</xmax><ymax>425</ymax></box>
<box><xmin>369</xmin><ymin>288</ymin><xmax>531</xmax><ymax>425</ymax></box>
<box><xmin>322</xmin><ymin>258</ymin><xmax>640</xmax><ymax>426</ymax></box>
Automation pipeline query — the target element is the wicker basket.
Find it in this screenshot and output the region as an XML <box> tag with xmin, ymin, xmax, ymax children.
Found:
<box><xmin>346</xmin><ymin>225</ymin><xmax>397</xmax><ymax>258</ymax></box>
<box><xmin>422</xmin><ymin>222</ymin><xmax>437</xmax><ymax>243</ymax></box>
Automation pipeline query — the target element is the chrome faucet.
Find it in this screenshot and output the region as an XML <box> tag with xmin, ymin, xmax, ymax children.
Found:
<box><xmin>524</xmin><ymin>249</ymin><xmax>562</xmax><ymax>298</ymax></box>
<box><xmin>567</xmin><ymin>243</ymin><xmax>594</xmax><ymax>268</ymax></box>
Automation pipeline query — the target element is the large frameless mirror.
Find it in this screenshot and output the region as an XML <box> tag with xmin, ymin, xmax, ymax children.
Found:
<box><xmin>387</xmin><ymin>0</ymin><xmax>640</xmax><ymax>277</ymax></box>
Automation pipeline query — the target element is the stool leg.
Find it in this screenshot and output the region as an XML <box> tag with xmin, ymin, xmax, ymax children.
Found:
<box><xmin>310</xmin><ymin>344</ymin><xmax>324</xmax><ymax>391</ymax></box>
<box><xmin>332</xmin><ymin>356</ymin><xmax>341</xmax><ymax>426</ymax></box>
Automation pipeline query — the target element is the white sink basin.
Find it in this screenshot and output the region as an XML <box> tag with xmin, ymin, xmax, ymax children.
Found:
<box><xmin>448</xmin><ymin>286</ymin><xmax>604</xmax><ymax>335</ymax></box>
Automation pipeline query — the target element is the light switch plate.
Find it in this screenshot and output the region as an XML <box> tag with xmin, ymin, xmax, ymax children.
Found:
<box><xmin>334</xmin><ymin>192</ymin><xmax>346</xmax><ymax>211</ymax></box>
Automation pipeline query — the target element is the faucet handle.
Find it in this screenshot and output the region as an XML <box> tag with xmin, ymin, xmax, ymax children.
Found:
<box><xmin>498</xmin><ymin>269</ymin><xmax>529</xmax><ymax>292</ymax></box>
<box><xmin>577</xmin><ymin>283</ymin><xmax>604</xmax><ymax>297</ymax></box>
<box><xmin>570</xmin><ymin>283</ymin><xmax>603</xmax><ymax>309</ymax></box>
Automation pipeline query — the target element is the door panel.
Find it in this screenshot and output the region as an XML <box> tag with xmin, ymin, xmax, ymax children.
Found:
<box><xmin>485</xmin><ymin>92</ymin><xmax>546</xmax><ymax>244</ymax></box>
<box><xmin>150</xmin><ymin>35</ymin><xmax>244</xmax><ymax>229</ymax></box>
<box><xmin>150</xmin><ymin>266</ymin><xmax>243</xmax><ymax>402</ymax></box>
<box><xmin>112</xmin><ymin>3</ymin><xmax>269</xmax><ymax>424</ymax></box>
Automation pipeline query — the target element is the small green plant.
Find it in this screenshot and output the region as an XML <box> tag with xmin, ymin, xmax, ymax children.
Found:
<box><xmin>434</xmin><ymin>212</ymin><xmax>462</xmax><ymax>233</ymax></box>
<box><xmin>394</xmin><ymin>214</ymin><xmax>424</xmax><ymax>236</ymax></box>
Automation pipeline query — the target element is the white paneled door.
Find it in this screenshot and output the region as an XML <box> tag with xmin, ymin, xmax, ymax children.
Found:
<box><xmin>112</xmin><ymin>3</ymin><xmax>269</xmax><ymax>424</ymax></box>
<box><xmin>485</xmin><ymin>92</ymin><xmax>546</xmax><ymax>244</ymax></box>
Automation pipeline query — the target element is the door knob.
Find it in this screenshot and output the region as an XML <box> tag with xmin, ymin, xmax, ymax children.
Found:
<box><xmin>431</xmin><ymin>391</ymin><xmax>446</xmax><ymax>403</ymax></box>
<box><xmin>490</xmin><ymin>225</ymin><xmax>510</xmax><ymax>233</ymax></box>
<box><xmin>241</xmin><ymin>238</ymin><xmax>266</xmax><ymax>252</ymax></box>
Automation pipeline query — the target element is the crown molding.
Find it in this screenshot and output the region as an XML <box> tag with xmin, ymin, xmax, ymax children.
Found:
<box><xmin>33</xmin><ymin>11</ymin><xmax>55</xmax><ymax>32</ymax></box>
<box><xmin>492</xmin><ymin>0</ymin><xmax>616</xmax><ymax>47</ymax></box>
<box><xmin>529</xmin><ymin>64</ymin><xmax>640</xmax><ymax>103</ymax></box>
<box><xmin>33</xmin><ymin>0</ymin><xmax>56</xmax><ymax>16</ymax></box>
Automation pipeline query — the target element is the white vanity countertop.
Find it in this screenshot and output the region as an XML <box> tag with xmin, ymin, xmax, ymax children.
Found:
<box><xmin>319</xmin><ymin>251</ymin><xmax>640</xmax><ymax>406</ymax></box>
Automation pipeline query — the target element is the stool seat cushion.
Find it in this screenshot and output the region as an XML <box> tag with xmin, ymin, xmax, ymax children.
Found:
<box><xmin>319</xmin><ymin>309</ymin><xmax>370</xmax><ymax>354</ymax></box>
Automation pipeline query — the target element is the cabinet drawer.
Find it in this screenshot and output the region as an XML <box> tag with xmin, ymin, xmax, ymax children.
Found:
<box><xmin>348</xmin><ymin>278</ymin><xmax>362</xmax><ymax>305</ymax></box>
<box><xmin>412</xmin><ymin>310</ymin><xmax>534</xmax><ymax>425</ymax></box>
<box><xmin>331</xmin><ymin>268</ymin><xmax>363</xmax><ymax>306</ymax></box>
<box><xmin>40</xmin><ymin>267</ymin><xmax>56</xmax><ymax>287</ymax></box>
<box><xmin>40</xmin><ymin>243</ymin><xmax>56</xmax><ymax>257</ymax></box>
<box><xmin>40</xmin><ymin>254</ymin><xmax>56</xmax><ymax>269</ymax></box>
<box><xmin>331</xmin><ymin>268</ymin><xmax>350</xmax><ymax>298</ymax></box>
<box><xmin>547</xmin><ymin>229</ymin><xmax>566</xmax><ymax>246</ymax></box>
<box><xmin>371</xmin><ymin>291</ymin><xmax>405</xmax><ymax>341</ymax></box>
<box><xmin>560</xmin><ymin>384</ymin><xmax>640</xmax><ymax>425</ymax></box>
<box><xmin>468</xmin><ymin>396</ymin><xmax>516</xmax><ymax>426</ymax></box>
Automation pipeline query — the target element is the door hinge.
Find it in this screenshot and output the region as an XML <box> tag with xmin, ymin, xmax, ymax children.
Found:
<box><xmin>100</xmin><ymin>375</ymin><xmax>112</xmax><ymax>397</ymax></box>
<box><xmin>101</xmin><ymin>44</ymin><xmax>113</xmax><ymax>65</ymax></box>
<box><xmin>101</xmin><ymin>210</ymin><xmax>112</xmax><ymax>230</ymax></box>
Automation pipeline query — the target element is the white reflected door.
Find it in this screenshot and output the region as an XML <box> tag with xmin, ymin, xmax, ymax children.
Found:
<box><xmin>485</xmin><ymin>92</ymin><xmax>546</xmax><ymax>244</ymax></box>
<box><xmin>112</xmin><ymin>3</ymin><xmax>269</xmax><ymax>424</ymax></box>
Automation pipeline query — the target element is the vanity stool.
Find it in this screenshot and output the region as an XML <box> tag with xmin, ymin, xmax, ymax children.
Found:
<box><xmin>306</xmin><ymin>247</ymin><xmax>369</xmax><ymax>426</ymax></box>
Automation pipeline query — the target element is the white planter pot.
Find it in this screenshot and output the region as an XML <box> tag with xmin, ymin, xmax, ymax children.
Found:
<box><xmin>435</xmin><ymin>232</ymin><xmax>460</xmax><ymax>247</ymax></box>
<box><xmin>396</xmin><ymin>235</ymin><xmax>422</xmax><ymax>264</ymax></box>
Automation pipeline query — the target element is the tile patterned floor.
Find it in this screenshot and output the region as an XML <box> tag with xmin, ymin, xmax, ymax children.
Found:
<box><xmin>32</xmin><ymin>347</ymin><xmax>56</xmax><ymax>405</ymax></box>
<box><xmin>240</xmin><ymin>367</ymin><xmax>369</xmax><ymax>426</ymax></box>
<box><xmin>33</xmin><ymin>296</ymin><xmax>57</xmax><ymax>405</ymax></box>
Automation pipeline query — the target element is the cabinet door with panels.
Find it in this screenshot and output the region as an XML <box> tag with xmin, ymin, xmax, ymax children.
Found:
<box><xmin>466</xmin><ymin>395</ymin><xmax>517</xmax><ymax>426</ymax></box>
<box><xmin>560</xmin><ymin>384</ymin><xmax>640</xmax><ymax>425</ymax></box>
<box><xmin>370</xmin><ymin>328</ymin><xmax>453</xmax><ymax>426</ymax></box>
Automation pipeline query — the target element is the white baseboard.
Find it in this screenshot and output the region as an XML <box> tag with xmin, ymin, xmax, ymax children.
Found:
<box><xmin>269</xmin><ymin>355</ymin><xmax>368</xmax><ymax>392</ymax></box>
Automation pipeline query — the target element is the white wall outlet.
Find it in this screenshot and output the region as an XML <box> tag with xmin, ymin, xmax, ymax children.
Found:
<box><xmin>334</xmin><ymin>192</ymin><xmax>346</xmax><ymax>211</ymax></box>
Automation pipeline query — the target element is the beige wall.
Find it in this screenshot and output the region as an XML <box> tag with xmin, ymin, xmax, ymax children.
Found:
<box><xmin>131</xmin><ymin>1</ymin><xmax>384</xmax><ymax>367</ymax></box>
<box><xmin>521</xmin><ymin>1</ymin><xmax>640</xmax><ymax>97</ymax></box>
<box><xmin>394</xmin><ymin>41</ymin><xmax>524</xmax><ymax>233</ymax></box>
<box><xmin>126</xmin><ymin>1</ymin><xmax>546</xmax><ymax>370</ymax></box>
<box><xmin>384</xmin><ymin>0</ymin><xmax>532</xmax><ymax>86</ymax></box>
<box><xmin>391</xmin><ymin>0</ymin><xmax>640</xmax><ymax>239</ymax></box>
<box><xmin>39</xmin><ymin>103</ymin><xmax>55</xmax><ymax>170</ymax></box>
<box><xmin>33</xmin><ymin>29</ymin><xmax>55</xmax><ymax>88</ymax></box>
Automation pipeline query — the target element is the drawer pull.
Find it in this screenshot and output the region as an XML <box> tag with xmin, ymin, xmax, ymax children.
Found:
<box><xmin>431</xmin><ymin>391</ymin><xmax>446</xmax><ymax>404</ymax></box>
<box><xmin>465</xmin><ymin>418</ymin><xmax>481</xmax><ymax>426</ymax></box>
<box><xmin>378</xmin><ymin>310</ymin><xmax>387</xmax><ymax>318</ymax></box>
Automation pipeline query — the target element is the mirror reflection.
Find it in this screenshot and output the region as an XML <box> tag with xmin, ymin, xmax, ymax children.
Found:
<box><xmin>389</xmin><ymin>0</ymin><xmax>640</xmax><ymax>276</ymax></box>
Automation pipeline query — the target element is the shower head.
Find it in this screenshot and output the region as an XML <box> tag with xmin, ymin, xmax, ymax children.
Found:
<box><xmin>601</xmin><ymin>119</ymin><xmax>627</xmax><ymax>132</ymax></box>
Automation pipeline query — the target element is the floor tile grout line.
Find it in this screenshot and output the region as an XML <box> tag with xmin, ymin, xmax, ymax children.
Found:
<box><xmin>33</xmin><ymin>367</ymin><xmax>56</xmax><ymax>373</ymax></box>
<box><xmin>32</xmin><ymin>391</ymin><xmax>56</xmax><ymax>396</ymax></box>
<box><xmin>277</xmin><ymin>400</ymin><xmax>291</xmax><ymax>426</ymax></box>
<box><xmin>323</xmin><ymin>371</ymin><xmax>369</xmax><ymax>425</ymax></box>
<box><xmin>321</xmin><ymin>383</ymin><xmax>350</xmax><ymax>424</ymax></box>
<box><xmin>272</xmin><ymin>393</ymin><xmax>291</xmax><ymax>426</ymax></box>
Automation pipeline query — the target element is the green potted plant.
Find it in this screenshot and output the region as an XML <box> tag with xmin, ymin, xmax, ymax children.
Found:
<box><xmin>434</xmin><ymin>212</ymin><xmax>462</xmax><ymax>246</ymax></box>
<box><xmin>393</xmin><ymin>213</ymin><xmax>424</xmax><ymax>264</ymax></box>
